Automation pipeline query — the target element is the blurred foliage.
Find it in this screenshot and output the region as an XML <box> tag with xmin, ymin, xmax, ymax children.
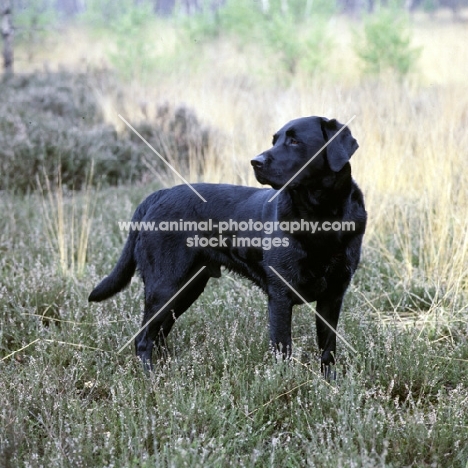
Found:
<box><xmin>0</xmin><ymin>71</ymin><xmax>213</xmax><ymax>192</ymax></box>
<box><xmin>71</xmin><ymin>0</ymin><xmax>423</xmax><ymax>79</ymax></box>
<box><xmin>67</xmin><ymin>0</ymin><xmax>339</xmax><ymax>78</ymax></box>
<box><xmin>13</xmin><ymin>0</ymin><xmax>57</xmax><ymax>62</ymax></box>
<box><xmin>353</xmin><ymin>7</ymin><xmax>422</xmax><ymax>76</ymax></box>
<box><xmin>79</xmin><ymin>0</ymin><xmax>148</xmax><ymax>26</ymax></box>
<box><xmin>185</xmin><ymin>0</ymin><xmax>336</xmax><ymax>75</ymax></box>
<box><xmin>108</xmin><ymin>2</ymin><xmax>157</xmax><ymax>81</ymax></box>
<box><xmin>80</xmin><ymin>0</ymin><xmax>160</xmax><ymax>81</ymax></box>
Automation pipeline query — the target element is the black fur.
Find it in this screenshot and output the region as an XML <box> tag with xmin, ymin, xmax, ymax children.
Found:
<box><xmin>89</xmin><ymin>116</ymin><xmax>367</xmax><ymax>375</ymax></box>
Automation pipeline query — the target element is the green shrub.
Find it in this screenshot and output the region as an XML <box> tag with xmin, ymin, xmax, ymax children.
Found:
<box><xmin>107</xmin><ymin>2</ymin><xmax>158</xmax><ymax>81</ymax></box>
<box><xmin>81</xmin><ymin>0</ymin><xmax>168</xmax><ymax>81</ymax></box>
<box><xmin>263</xmin><ymin>10</ymin><xmax>333</xmax><ymax>75</ymax></box>
<box><xmin>354</xmin><ymin>8</ymin><xmax>422</xmax><ymax>76</ymax></box>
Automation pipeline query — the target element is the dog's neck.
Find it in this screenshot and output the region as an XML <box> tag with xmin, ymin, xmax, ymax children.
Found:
<box><xmin>279</xmin><ymin>163</ymin><xmax>353</xmax><ymax>220</ymax></box>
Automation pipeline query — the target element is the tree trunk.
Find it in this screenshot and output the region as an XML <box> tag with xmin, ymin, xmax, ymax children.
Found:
<box><xmin>1</xmin><ymin>0</ymin><xmax>13</xmax><ymax>74</ymax></box>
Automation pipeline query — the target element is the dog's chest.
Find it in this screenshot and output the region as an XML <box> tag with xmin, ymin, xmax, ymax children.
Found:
<box><xmin>284</xmin><ymin>238</ymin><xmax>344</xmax><ymax>298</ymax></box>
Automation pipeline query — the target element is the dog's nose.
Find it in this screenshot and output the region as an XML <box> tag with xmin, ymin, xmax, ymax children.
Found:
<box><xmin>251</xmin><ymin>154</ymin><xmax>265</xmax><ymax>169</ymax></box>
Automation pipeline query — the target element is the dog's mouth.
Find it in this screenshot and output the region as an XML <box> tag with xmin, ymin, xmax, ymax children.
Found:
<box><xmin>253</xmin><ymin>171</ymin><xmax>269</xmax><ymax>185</ymax></box>
<box><xmin>253</xmin><ymin>169</ymin><xmax>273</xmax><ymax>186</ymax></box>
<box><xmin>253</xmin><ymin>171</ymin><xmax>285</xmax><ymax>190</ymax></box>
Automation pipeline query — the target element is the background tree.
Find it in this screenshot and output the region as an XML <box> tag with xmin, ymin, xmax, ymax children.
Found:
<box><xmin>1</xmin><ymin>0</ymin><xmax>13</xmax><ymax>74</ymax></box>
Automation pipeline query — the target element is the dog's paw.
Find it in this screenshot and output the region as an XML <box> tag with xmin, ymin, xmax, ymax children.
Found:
<box><xmin>137</xmin><ymin>356</ymin><xmax>154</xmax><ymax>375</ymax></box>
<box><xmin>322</xmin><ymin>364</ymin><xmax>337</xmax><ymax>382</ymax></box>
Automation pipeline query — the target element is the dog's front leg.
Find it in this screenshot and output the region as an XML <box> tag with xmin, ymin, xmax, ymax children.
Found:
<box><xmin>267</xmin><ymin>296</ymin><xmax>293</xmax><ymax>359</ymax></box>
<box><xmin>315</xmin><ymin>294</ymin><xmax>344</xmax><ymax>380</ymax></box>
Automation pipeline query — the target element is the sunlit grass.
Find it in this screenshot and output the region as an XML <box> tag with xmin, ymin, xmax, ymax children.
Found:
<box><xmin>38</xmin><ymin>164</ymin><xmax>97</xmax><ymax>277</ymax></box>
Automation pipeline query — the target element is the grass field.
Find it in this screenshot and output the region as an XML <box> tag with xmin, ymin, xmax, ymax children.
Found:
<box><xmin>1</xmin><ymin>8</ymin><xmax>468</xmax><ymax>467</ymax></box>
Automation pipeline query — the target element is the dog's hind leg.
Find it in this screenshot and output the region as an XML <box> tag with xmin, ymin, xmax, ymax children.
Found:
<box><xmin>134</xmin><ymin>296</ymin><xmax>173</xmax><ymax>372</ymax></box>
<box><xmin>134</xmin><ymin>270</ymin><xmax>211</xmax><ymax>371</ymax></box>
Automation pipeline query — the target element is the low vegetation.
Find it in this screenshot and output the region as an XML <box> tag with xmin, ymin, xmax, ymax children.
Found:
<box><xmin>1</xmin><ymin>4</ymin><xmax>467</xmax><ymax>466</ymax></box>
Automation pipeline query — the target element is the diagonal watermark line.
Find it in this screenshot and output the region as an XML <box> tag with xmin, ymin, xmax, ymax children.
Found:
<box><xmin>1</xmin><ymin>338</ymin><xmax>40</xmax><ymax>361</ymax></box>
<box><xmin>42</xmin><ymin>339</ymin><xmax>105</xmax><ymax>351</ymax></box>
<box><xmin>118</xmin><ymin>266</ymin><xmax>207</xmax><ymax>354</ymax></box>
<box><xmin>268</xmin><ymin>115</ymin><xmax>356</xmax><ymax>203</ymax></box>
<box><xmin>118</xmin><ymin>114</ymin><xmax>207</xmax><ymax>202</ymax></box>
<box><xmin>268</xmin><ymin>266</ymin><xmax>357</xmax><ymax>354</ymax></box>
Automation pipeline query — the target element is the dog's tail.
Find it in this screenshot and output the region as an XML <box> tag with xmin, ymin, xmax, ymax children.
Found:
<box><xmin>88</xmin><ymin>232</ymin><xmax>137</xmax><ymax>302</ymax></box>
<box><xmin>88</xmin><ymin>201</ymin><xmax>149</xmax><ymax>302</ymax></box>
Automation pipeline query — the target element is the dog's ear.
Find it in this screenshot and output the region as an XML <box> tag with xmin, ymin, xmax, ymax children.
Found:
<box><xmin>320</xmin><ymin>118</ymin><xmax>359</xmax><ymax>172</ymax></box>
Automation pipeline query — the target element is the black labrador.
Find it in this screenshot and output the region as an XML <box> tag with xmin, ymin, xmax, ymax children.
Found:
<box><xmin>89</xmin><ymin>116</ymin><xmax>367</xmax><ymax>376</ymax></box>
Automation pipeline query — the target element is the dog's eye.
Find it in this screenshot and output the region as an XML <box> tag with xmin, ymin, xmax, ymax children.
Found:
<box><xmin>290</xmin><ymin>138</ymin><xmax>299</xmax><ymax>145</ymax></box>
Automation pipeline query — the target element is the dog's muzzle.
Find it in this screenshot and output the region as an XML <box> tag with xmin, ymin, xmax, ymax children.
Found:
<box><xmin>251</xmin><ymin>153</ymin><xmax>265</xmax><ymax>169</ymax></box>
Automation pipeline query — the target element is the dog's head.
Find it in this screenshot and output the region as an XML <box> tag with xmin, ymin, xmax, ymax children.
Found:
<box><xmin>251</xmin><ymin>116</ymin><xmax>358</xmax><ymax>190</ymax></box>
